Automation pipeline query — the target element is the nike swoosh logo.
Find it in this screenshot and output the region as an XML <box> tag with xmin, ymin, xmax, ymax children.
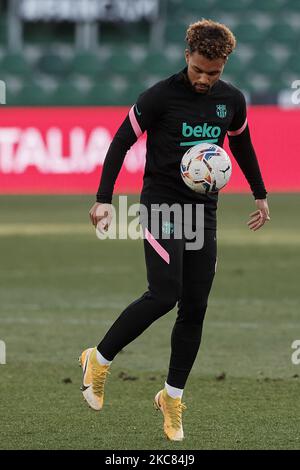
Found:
<box><xmin>81</xmin><ymin>384</ymin><xmax>90</xmax><ymax>392</ymax></box>
<box><xmin>82</xmin><ymin>351</ymin><xmax>91</xmax><ymax>388</ymax></box>
<box><xmin>135</xmin><ymin>105</ymin><xmax>141</xmax><ymax>116</ymax></box>
<box><xmin>83</xmin><ymin>355</ymin><xmax>88</xmax><ymax>375</ymax></box>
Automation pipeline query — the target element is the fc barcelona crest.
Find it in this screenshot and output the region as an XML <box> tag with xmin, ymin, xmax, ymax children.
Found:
<box><xmin>216</xmin><ymin>104</ymin><xmax>227</xmax><ymax>118</ymax></box>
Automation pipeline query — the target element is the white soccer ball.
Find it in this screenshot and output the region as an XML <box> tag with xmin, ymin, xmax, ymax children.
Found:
<box><xmin>180</xmin><ymin>143</ymin><xmax>232</xmax><ymax>193</ymax></box>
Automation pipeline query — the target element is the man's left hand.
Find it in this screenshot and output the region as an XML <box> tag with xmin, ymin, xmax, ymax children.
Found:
<box><xmin>247</xmin><ymin>199</ymin><xmax>270</xmax><ymax>231</ymax></box>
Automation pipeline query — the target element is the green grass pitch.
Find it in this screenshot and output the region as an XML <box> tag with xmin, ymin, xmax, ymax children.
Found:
<box><xmin>0</xmin><ymin>193</ymin><xmax>299</xmax><ymax>450</ymax></box>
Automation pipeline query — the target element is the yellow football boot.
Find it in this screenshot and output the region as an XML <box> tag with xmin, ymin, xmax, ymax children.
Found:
<box><xmin>79</xmin><ymin>347</ymin><xmax>110</xmax><ymax>411</ymax></box>
<box><xmin>154</xmin><ymin>388</ymin><xmax>186</xmax><ymax>441</ymax></box>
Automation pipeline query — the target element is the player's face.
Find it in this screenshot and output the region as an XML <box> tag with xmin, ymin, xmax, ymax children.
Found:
<box><xmin>185</xmin><ymin>50</ymin><xmax>226</xmax><ymax>93</ymax></box>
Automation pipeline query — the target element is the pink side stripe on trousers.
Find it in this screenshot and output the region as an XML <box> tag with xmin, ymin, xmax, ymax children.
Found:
<box><xmin>144</xmin><ymin>227</ymin><xmax>170</xmax><ymax>264</ymax></box>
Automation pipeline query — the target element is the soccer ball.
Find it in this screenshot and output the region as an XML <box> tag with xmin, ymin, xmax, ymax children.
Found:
<box><xmin>180</xmin><ymin>143</ymin><xmax>232</xmax><ymax>193</ymax></box>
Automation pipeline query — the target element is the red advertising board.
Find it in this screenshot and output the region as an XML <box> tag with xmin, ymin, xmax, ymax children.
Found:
<box><xmin>0</xmin><ymin>106</ymin><xmax>299</xmax><ymax>194</ymax></box>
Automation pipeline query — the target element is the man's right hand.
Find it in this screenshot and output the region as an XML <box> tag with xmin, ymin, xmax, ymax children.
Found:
<box><xmin>89</xmin><ymin>202</ymin><xmax>113</xmax><ymax>233</ymax></box>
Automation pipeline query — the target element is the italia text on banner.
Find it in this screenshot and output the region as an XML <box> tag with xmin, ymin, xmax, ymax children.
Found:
<box><xmin>0</xmin><ymin>106</ymin><xmax>299</xmax><ymax>194</ymax></box>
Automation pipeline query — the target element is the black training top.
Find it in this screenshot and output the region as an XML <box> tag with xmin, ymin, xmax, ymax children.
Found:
<box><xmin>96</xmin><ymin>67</ymin><xmax>267</xmax><ymax>229</ymax></box>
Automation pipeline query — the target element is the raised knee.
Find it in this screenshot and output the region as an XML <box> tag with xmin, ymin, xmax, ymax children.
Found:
<box><xmin>153</xmin><ymin>291</ymin><xmax>179</xmax><ymax>312</ymax></box>
<box><xmin>159</xmin><ymin>294</ymin><xmax>178</xmax><ymax>311</ymax></box>
<box><xmin>148</xmin><ymin>280</ymin><xmax>181</xmax><ymax>312</ymax></box>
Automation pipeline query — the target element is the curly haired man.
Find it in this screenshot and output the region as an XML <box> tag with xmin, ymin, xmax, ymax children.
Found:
<box><xmin>81</xmin><ymin>19</ymin><xmax>270</xmax><ymax>442</ymax></box>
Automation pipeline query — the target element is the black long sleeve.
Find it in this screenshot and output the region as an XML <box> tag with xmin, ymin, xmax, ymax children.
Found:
<box><xmin>96</xmin><ymin>82</ymin><xmax>164</xmax><ymax>203</ymax></box>
<box><xmin>96</xmin><ymin>116</ymin><xmax>137</xmax><ymax>203</ymax></box>
<box><xmin>227</xmin><ymin>87</ymin><xmax>267</xmax><ymax>200</ymax></box>
<box><xmin>228</xmin><ymin>126</ymin><xmax>267</xmax><ymax>200</ymax></box>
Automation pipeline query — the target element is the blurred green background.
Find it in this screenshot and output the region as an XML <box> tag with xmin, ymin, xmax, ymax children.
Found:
<box><xmin>1</xmin><ymin>0</ymin><xmax>299</xmax><ymax>105</ymax></box>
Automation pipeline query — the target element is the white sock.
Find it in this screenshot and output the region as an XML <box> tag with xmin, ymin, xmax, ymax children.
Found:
<box><xmin>96</xmin><ymin>350</ymin><xmax>112</xmax><ymax>366</ymax></box>
<box><xmin>165</xmin><ymin>382</ymin><xmax>183</xmax><ymax>399</ymax></box>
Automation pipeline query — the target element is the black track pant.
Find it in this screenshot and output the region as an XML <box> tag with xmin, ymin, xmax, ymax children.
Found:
<box><xmin>97</xmin><ymin>224</ymin><xmax>217</xmax><ymax>389</ymax></box>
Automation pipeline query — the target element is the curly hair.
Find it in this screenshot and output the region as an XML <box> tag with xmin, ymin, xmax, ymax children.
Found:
<box><xmin>186</xmin><ymin>19</ymin><xmax>236</xmax><ymax>60</ymax></box>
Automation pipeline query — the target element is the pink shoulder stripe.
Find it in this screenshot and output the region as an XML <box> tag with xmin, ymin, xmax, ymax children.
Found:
<box><xmin>227</xmin><ymin>118</ymin><xmax>248</xmax><ymax>136</ymax></box>
<box><xmin>129</xmin><ymin>106</ymin><xmax>143</xmax><ymax>139</ymax></box>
